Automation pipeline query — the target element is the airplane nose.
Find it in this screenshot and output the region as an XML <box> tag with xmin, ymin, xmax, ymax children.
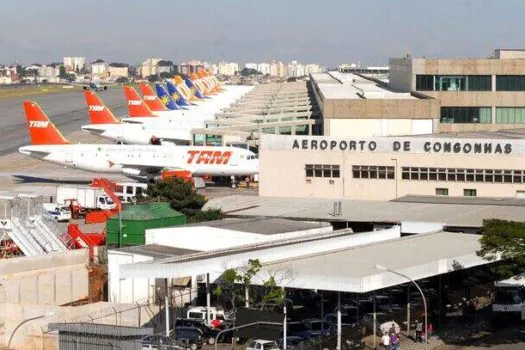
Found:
<box><xmin>18</xmin><ymin>146</ymin><xmax>31</xmax><ymax>156</ymax></box>
<box><xmin>81</xmin><ymin>126</ymin><xmax>106</xmax><ymax>135</ymax></box>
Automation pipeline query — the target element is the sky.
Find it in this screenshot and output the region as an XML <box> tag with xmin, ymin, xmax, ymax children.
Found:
<box><xmin>1</xmin><ymin>0</ymin><xmax>523</xmax><ymax>67</ymax></box>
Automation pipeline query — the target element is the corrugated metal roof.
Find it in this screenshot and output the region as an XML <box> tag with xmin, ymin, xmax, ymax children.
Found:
<box><xmin>48</xmin><ymin>323</ymin><xmax>153</xmax><ymax>337</ymax></box>
<box><xmin>179</xmin><ymin>217</ymin><xmax>331</xmax><ymax>235</ymax></box>
<box><xmin>250</xmin><ymin>231</ymin><xmax>489</xmax><ymax>293</ymax></box>
<box><xmin>113</xmin><ymin>244</ymin><xmax>198</xmax><ymax>259</ymax></box>
<box><xmin>205</xmin><ymin>195</ymin><xmax>525</xmax><ymax>227</ymax></box>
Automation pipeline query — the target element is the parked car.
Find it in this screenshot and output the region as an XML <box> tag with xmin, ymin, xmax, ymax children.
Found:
<box><xmin>171</xmin><ymin>326</ymin><xmax>205</xmax><ymax>350</ymax></box>
<box><xmin>141</xmin><ymin>334</ymin><xmax>174</xmax><ymax>349</ymax></box>
<box><xmin>245</xmin><ymin>339</ymin><xmax>279</xmax><ymax>350</ymax></box>
<box><xmin>286</xmin><ymin>321</ymin><xmax>312</xmax><ymax>340</ymax></box>
<box><xmin>174</xmin><ymin>318</ymin><xmax>235</xmax><ymax>345</ymax></box>
<box><xmin>302</xmin><ymin>318</ymin><xmax>329</xmax><ymax>337</ymax></box>
<box><xmin>278</xmin><ymin>336</ymin><xmax>303</xmax><ymax>348</ymax></box>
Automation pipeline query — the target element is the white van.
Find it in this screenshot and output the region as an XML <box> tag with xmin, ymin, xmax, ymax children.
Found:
<box><xmin>186</xmin><ymin>306</ymin><xmax>225</xmax><ymax>325</ymax></box>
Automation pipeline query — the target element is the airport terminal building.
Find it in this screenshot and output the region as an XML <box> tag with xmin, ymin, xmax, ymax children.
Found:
<box><xmin>310</xmin><ymin>49</ymin><xmax>525</xmax><ymax>138</ymax></box>
<box><xmin>259</xmin><ymin>134</ymin><xmax>525</xmax><ymax>200</ymax></box>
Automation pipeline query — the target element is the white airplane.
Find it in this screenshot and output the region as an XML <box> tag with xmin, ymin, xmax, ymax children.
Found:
<box><xmin>120</xmin><ymin>84</ymin><xmax>252</xmax><ymax>124</ymax></box>
<box><xmin>18</xmin><ymin>101</ymin><xmax>259</xmax><ymax>179</ymax></box>
<box><xmin>80</xmin><ymin>90</ymin><xmax>199</xmax><ymax>145</ymax></box>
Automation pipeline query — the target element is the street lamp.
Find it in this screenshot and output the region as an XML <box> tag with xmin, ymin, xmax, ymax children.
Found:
<box><xmin>376</xmin><ymin>264</ymin><xmax>427</xmax><ymax>349</ymax></box>
<box><xmin>8</xmin><ymin>312</ymin><xmax>55</xmax><ymax>349</ymax></box>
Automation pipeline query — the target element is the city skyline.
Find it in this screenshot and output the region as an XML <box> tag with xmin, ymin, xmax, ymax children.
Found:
<box><xmin>2</xmin><ymin>0</ymin><xmax>524</xmax><ymax>66</ymax></box>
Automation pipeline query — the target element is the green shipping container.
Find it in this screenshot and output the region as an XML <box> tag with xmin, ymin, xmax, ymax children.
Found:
<box><xmin>106</xmin><ymin>202</ymin><xmax>186</xmax><ymax>247</ymax></box>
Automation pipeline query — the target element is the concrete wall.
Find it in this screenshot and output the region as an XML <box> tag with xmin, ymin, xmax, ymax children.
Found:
<box><xmin>259</xmin><ymin>136</ymin><xmax>525</xmax><ymax>200</ymax></box>
<box><xmin>322</xmin><ymin>98</ymin><xmax>439</xmax><ymax>120</ymax></box>
<box><xmin>325</xmin><ymin>118</ymin><xmax>433</xmax><ymax>137</ymax></box>
<box><xmin>388</xmin><ymin>58</ymin><xmax>413</xmax><ymax>92</ymax></box>
<box><xmin>0</xmin><ymin>302</ymin><xmax>160</xmax><ymax>349</ymax></box>
<box><xmin>0</xmin><ymin>250</ymin><xmax>89</xmax><ymax>306</ymax></box>
<box><xmin>495</xmin><ymin>50</ymin><xmax>525</xmax><ymax>59</ymax></box>
<box><xmin>108</xmin><ymin>251</ymin><xmax>154</xmax><ymax>303</ymax></box>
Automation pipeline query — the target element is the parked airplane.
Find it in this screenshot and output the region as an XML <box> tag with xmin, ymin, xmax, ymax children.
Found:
<box><xmin>81</xmin><ymin>90</ymin><xmax>194</xmax><ymax>145</ymax></box>
<box><xmin>139</xmin><ymin>83</ymin><xmax>173</xmax><ymax>111</ymax></box>
<box><xmin>19</xmin><ymin>101</ymin><xmax>259</xmax><ymax>179</ymax></box>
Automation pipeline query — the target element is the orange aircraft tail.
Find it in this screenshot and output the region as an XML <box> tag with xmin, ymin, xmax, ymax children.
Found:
<box><xmin>123</xmin><ymin>86</ymin><xmax>155</xmax><ymax>118</ymax></box>
<box><xmin>23</xmin><ymin>101</ymin><xmax>70</xmax><ymax>145</ymax></box>
<box><xmin>84</xmin><ymin>90</ymin><xmax>120</xmax><ymax>124</ymax></box>
<box><xmin>140</xmin><ymin>83</ymin><xmax>167</xmax><ymax>112</ymax></box>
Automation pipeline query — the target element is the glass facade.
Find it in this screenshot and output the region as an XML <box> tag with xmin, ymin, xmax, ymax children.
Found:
<box><xmin>496</xmin><ymin>108</ymin><xmax>525</xmax><ymax>124</ymax></box>
<box><xmin>440</xmin><ymin>107</ymin><xmax>491</xmax><ymax>123</ymax></box>
<box><xmin>305</xmin><ymin>164</ymin><xmax>340</xmax><ymax>178</ymax></box>
<box><xmin>401</xmin><ymin>167</ymin><xmax>525</xmax><ymax>184</ymax></box>
<box><xmin>496</xmin><ymin>76</ymin><xmax>525</xmax><ymax>91</ymax></box>
<box><xmin>352</xmin><ymin>165</ymin><xmax>395</xmax><ymax>180</ymax></box>
<box><xmin>416</xmin><ymin>75</ymin><xmax>491</xmax><ymax>91</ymax></box>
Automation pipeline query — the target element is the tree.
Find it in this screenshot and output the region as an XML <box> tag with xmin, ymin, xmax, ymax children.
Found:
<box><xmin>58</xmin><ymin>65</ymin><xmax>68</xmax><ymax>79</ymax></box>
<box><xmin>147</xmin><ymin>74</ymin><xmax>159</xmax><ymax>83</ymax></box>
<box><xmin>141</xmin><ymin>177</ymin><xmax>222</xmax><ymax>222</ymax></box>
<box><xmin>159</xmin><ymin>71</ymin><xmax>172</xmax><ymax>79</ymax></box>
<box><xmin>240</xmin><ymin>68</ymin><xmax>262</xmax><ymax>77</ymax></box>
<box><xmin>477</xmin><ymin>219</ymin><xmax>525</xmax><ymax>278</ymax></box>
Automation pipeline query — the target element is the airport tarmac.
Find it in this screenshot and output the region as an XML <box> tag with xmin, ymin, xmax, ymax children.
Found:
<box><xmin>0</xmin><ymin>88</ymin><xmax>126</xmax><ymax>156</ymax></box>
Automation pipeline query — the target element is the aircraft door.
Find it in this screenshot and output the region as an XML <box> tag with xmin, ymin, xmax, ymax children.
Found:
<box><xmin>65</xmin><ymin>149</ymin><xmax>73</xmax><ymax>164</ymax></box>
<box><xmin>230</xmin><ymin>152</ymin><xmax>238</xmax><ymax>166</ymax></box>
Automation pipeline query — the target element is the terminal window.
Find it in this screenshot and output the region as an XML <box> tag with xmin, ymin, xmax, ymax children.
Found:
<box><xmin>496</xmin><ymin>75</ymin><xmax>525</xmax><ymax>91</ymax></box>
<box><xmin>402</xmin><ymin>167</ymin><xmax>524</xmax><ymax>184</ymax></box>
<box><xmin>416</xmin><ymin>75</ymin><xmax>491</xmax><ymax>91</ymax></box>
<box><xmin>496</xmin><ymin>108</ymin><xmax>525</xmax><ymax>124</ymax></box>
<box><xmin>436</xmin><ymin>188</ymin><xmax>449</xmax><ymax>196</ymax></box>
<box><xmin>352</xmin><ymin>165</ymin><xmax>395</xmax><ymax>180</ymax></box>
<box><xmin>440</xmin><ymin>107</ymin><xmax>491</xmax><ymax>124</ymax></box>
<box><xmin>464</xmin><ymin>189</ymin><xmax>477</xmax><ymax>197</ymax></box>
<box><xmin>305</xmin><ymin>164</ymin><xmax>340</xmax><ymax>178</ymax></box>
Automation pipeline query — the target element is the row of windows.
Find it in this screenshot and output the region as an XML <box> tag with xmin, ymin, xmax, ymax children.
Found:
<box><xmin>416</xmin><ymin>75</ymin><xmax>525</xmax><ymax>92</ymax></box>
<box><xmin>352</xmin><ymin>165</ymin><xmax>395</xmax><ymax>179</ymax></box>
<box><xmin>496</xmin><ymin>76</ymin><xmax>525</xmax><ymax>91</ymax></box>
<box><xmin>402</xmin><ymin>167</ymin><xmax>525</xmax><ymax>183</ymax></box>
<box><xmin>440</xmin><ymin>107</ymin><xmax>491</xmax><ymax>124</ymax></box>
<box><xmin>416</xmin><ymin>75</ymin><xmax>492</xmax><ymax>91</ymax></box>
<box><xmin>305</xmin><ymin>164</ymin><xmax>340</xmax><ymax>178</ymax></box>
<box><xmin>496</xmin><ymin>107</ymin><xmax>525</xmax><ymax>124</ymax></box>
<box><xmin>436</xmin><ymin>188</ymin><xmax>477</xmax><ymax>197</ymax></box>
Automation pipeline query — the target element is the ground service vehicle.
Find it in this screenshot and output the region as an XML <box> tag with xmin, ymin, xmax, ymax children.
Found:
<box><xmin>83</xmin><ymin>81</ymin><xmax>107</xmax><ymax>91</ymax></box>
<box><xmin>492</xmin><ymin>273</ymin><xmax>525</xmax><ymax>321</ymax></box>
<box><xmin>56</xmin><ymin>186</ymin><xmax>115</xmax><ymax>211</ymax></box>
<box><xmin>42</xmin><ymin>203</ymin><xmax>71</xmax><ymax>222</ymax></box>
<box><xmin>186</xmin><ymin>307</ymin><xmax>225</xmax><ymax>327</ymax></box>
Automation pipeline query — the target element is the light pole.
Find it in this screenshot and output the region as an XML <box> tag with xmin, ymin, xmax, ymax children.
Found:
<box><xmin>8</xmin><ymin>312</ymin><xmax>54</xmax><ymax>349</ymax></box>
<box><xmin>376</xmin><ymin>264</ymin><xmax>427</xmax><ymax>349</ymax></box>
<box><xmin>391</xmin><ymin>158</ymin><xmax>398</xmax><ymax>198</ymax></box>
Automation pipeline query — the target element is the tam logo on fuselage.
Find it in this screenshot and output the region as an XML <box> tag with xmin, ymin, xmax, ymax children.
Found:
<box><xmin>89</xmin><ymin>105</ymin><xmax>105</xmax><ymax>112</ymax></box>
<box><xmin>186</xmin><ymin>150</ymin><xmax>232</xmax><ymax>165</ymax></box>
<box><xmin>128</xmin><ymin>100</ymin><xmax>142</xmax><ymax>106</ymax></box>
<box><xmin>29</xmin><ymin>121</ymin><xmax>49</xmax><ymax>128</ymax></box>
<box><xmin>144</xmin><ymin>96</ymin><xmax>156</xmax><ymax>101</ymax></box>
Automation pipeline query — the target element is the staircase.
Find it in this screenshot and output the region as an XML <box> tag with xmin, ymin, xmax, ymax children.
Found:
<box><xmin>9</xmin><ymin>217</ymin><xmax>46</xmax><ymax>256</ymax></box>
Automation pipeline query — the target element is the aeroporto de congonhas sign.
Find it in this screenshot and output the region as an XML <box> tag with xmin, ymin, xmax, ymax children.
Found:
<box><xmin>260</xmin><ymin>134</ymin><xmax>525</xmax><ymax>155</ymax></box>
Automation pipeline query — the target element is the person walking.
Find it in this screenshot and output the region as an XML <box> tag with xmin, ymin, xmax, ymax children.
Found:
<box><xmin>390</xmin><ymin>332</ymin><xmax>400</xmax><ymax>350</ymax></box>
<box><xmin>381</xmin><ymin>332</ymin><xmax>390</xmax><ymax>349</ymax></box>
<box><xmin>415</xmin><ymin>320</ymin><xmax>423</xmax><ymax>342</ymax></box>
<box><xmin>427</xmin><ymin>323</ymin><xmax>433</xmax><ymax>342</ymax></box>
